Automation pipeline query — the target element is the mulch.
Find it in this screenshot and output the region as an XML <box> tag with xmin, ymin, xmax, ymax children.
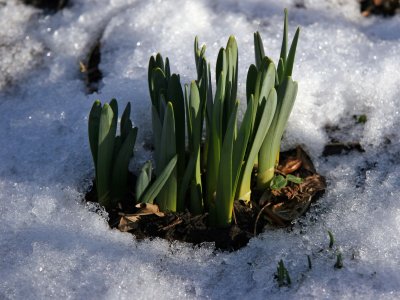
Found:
<box><xmin>86</xmin><ymin>146</ymin><xmax>326</xmax><ymax>251</ymax></box>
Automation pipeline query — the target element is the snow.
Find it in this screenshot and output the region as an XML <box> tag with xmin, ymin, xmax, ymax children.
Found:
<box><xmin>1</xmin><ymin>0</ymin><xmax>400</xmax><ymax>298</ymax></box>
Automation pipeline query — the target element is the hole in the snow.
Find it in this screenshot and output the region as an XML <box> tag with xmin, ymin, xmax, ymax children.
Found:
<box><xmin>323</xmin><ymin>114</ymin><xmax>367</xmax><ymax>156</ymax></box>
<box><xmin>360</xmin><ymin>0</ymin><xmax>399</xmax><ymax>17</ymax></box>
<box><xmin>80</xmin><ymin>40</ymin><xmax>103</xmax><ymax>94</ymax></box>
<box><xmin>21</xmin><ymin>0</ymin><xmax>69</xmax><ymax>13</ymax></box>
<box><xmin>85</xmin><ymin>147</ymin><xmax>326</xmax><ymax>252</ymax></box>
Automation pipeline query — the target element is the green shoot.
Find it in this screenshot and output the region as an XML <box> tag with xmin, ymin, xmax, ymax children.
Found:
<box><xmin>145</xmin><ymin>9</ymin><xmax>301</xmax><ymax>228</ymax></box>
<box><xmin>334</xmin><ymin>252</ymin><xmax>343</xmax><ymax>269</ymax></box>
<box><xmin>88</xmin><ymin>99</ymin><xmax>137</xmax><ymax>209</ymax></box>
<box><xmin>256</xmin><ymin>10</ymin><xmax>300</xmax><ymax>189</ymax></box>
<box><xmin>276</xmin><ymin>259</ymin><xmax>291</xmax><ymax>287</ymax></box>
<box><xmin>354</xmin><ymin>114</ymin><xmax>367</xmax><ymax>124</ymax></box>
<box><xmin>270</xmin><ymin>174</ymin><xmax>303</xmax><ymax>190</ymax></box>
<box><xmin>156</xmin><ymin>102</ymin><xmax>178</xmax><ymax>212</ymax></box>
<box><xmin>328</xmin><ymin>230</ymin><xmax>335</xmax><ymax>248</ymax></box>
<box><xmin>148</xmin><ymin>54</ymin><xmax>186</xmax><ymax>212</ymax></box>
<box><xmin>139</xmin><ymin>156</ymin><xmax>178</xmax><ymax>205</ymax></box>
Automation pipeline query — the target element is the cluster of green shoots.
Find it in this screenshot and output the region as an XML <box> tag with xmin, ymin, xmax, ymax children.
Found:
<box><xmin>274</xmin><ymin>231</ymin><xmax>342</xmax><ymax>288</ymax></box>
<box><xmin>88</xmin><ymin>10</ymin><xmax>300</xmax><ymax>229</ymax></box>
<box><xmin>88</xmin><ymin>100</ymin><xmax>177</xmax><ymax>210</ymax></box>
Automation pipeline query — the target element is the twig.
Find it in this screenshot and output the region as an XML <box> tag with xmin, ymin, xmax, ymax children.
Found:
<box><xmin>254</xmin><ymin>203</ymin><xmax>271</xmax><ymax>235</ymax></box>
<box><xmin>232</xmin><ymin>206</ymin><xmax>238</xmax><ymax>225</ymax></box>
<box><xmin>159</xmin><ymin>217</ymin><xmax>183</xmax><ymax>231</ymax></box>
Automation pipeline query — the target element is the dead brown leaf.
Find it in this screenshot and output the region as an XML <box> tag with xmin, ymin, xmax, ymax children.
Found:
<box><xmin>118</xmin><ymin>215</ymin><xmax>140</xmax><ymax>232</ymax></box>
<box><xmin>117</xmin><ymin>203</ymin><xmax>165</xmax><ymax>232</ymax></box>
<box><xmin>135</xmin><ymin>203</ymin><xmax>165</xmax><ymax>217</ymax></box>
<box><xmin>277</xmin><ymin>157</ymin><xmax>302</xmax><ymax>175</ymax></box>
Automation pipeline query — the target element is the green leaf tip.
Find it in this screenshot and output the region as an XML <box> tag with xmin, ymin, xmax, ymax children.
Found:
<box><xmin>88</xmin><ymin>99</ymin><xmax>137</xmax><ymax>210</ymax></box>
<box><xmin>144</xmin><ymin>12</ymin><xmax>301</xmax><ymax>228</ymax></box>
<box><xmin>328</xmin><ymin>230</ymin><xmax>335</xmax><ymax>248</ymax></box>
<box><xmin>139</xmin><ymin>155</ymin><xmax>177</xmax><ymax>205</ymax></box>
<box><xmin>276</xmin><ymin>259</ymin><xmax>291</xmax><ymax>287</ymax></box>
<box><xmin>334</xmin><ymin>252</ymin><xmax>343</xmax><ymax>269</ymax></box>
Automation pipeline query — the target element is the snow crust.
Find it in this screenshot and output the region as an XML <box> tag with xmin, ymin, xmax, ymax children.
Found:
<box><xmin>1</xmin><ymin>0</ymin><xmax>400</xmax><ymax>298</ymax></box>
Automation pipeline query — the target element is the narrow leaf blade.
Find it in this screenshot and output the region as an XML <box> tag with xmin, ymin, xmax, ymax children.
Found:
<box><xmin>111</xmin><ymin>127</ymin><xmax>138</xmax><ymax>203</ymax></box>
<box><xmin>140</xmin><ymin>155</ymin><xmax>178</xmax><ymax>204</ymax></box>
<box><xmin>97</xmin><ymin>103</ymin><xmax>117</xmax><ymax>209</ymax></box>
<box><xmin>88</xmin><ymin>100</ymin><xmax>102</xmax><ymax>169</ymax></box>
<box><xmin>136</xmin><ymin>161</ymin><xmax>152</xmax><ymax>202</ymax></box>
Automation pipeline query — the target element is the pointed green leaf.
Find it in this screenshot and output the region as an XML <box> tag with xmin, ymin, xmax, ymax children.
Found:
<box><xmin>284</xmin><ymin>27</ymin><xmax>300</xmax><ymax>78</ymax></box>
<box><xmin>157</xmin><ymin>102</ymin><xmax>177</xmax><ymax>212</ymax></box>
<box><xmin>232</xmin><ymin>99</ymin><xmax>253</xmax><ymax>193</ymax></box>
<box><xmin>257</xmin><ymin>78</ymin><xmax>298</xmax><ymax>189</ymax></box>
<box><xmin>179</xmin><ymin>150</ymin><xmax>197</xmax><ymax>208</ymax></box>
<box><xmin>194</xmin><ymin>36</ymin><xmax>206</xmax><ymax>78</ymax></box>
<box><xmin>189</xmin><ymin>81</ymin><xmax>201</xmax><ymax>148</ymax></box>
<box><xmin>259</xmin><ymin>60</ymin><xmax>276</xmax><ymax>100</ymax></box>
<box><xmin>148</xmin><ymin>56</ymin><xmax>156</xmax><ymax>100</ymax></box>
<box><xmin>184</xmin><ymin>84</ymin><xmax>192</xmax><ymax>145</ymax></box>
<box><xmin>140</xmin><ymin>155</ymin><xmax>178</xmax><ymax>204</ymax></box>
<box><xmin>280</xmin><ymin>8</ymin><xmax>289</xmax><ymax>65</ymax></box>
<box><xmin>167</xmin><ymin>74</ymin><xmax>186</xmax><ymax>193</ymax></box>
<box><xmin>190</xmin><ymin>144</ymin><xmax>203</xmax><ymax>214</ymax></box>
<box><xmin>328</xmin><ymin>230</ymin><xmax>335</xmax><ymax>248</ymax></box>
<box><xmin>180</xmin><ymin>81</ymin><xmax>203</xmax><ymax>214</ymax></box>
<box><xmin>226</xmin><ymin>35</ymin><xmax>238</xmax><ymax>107</ymax></box>
<box><xmin>136</xmin><ymin>161</ymin><xmax>152</xmax><ymax>202</ymax></box>
<box><xmin>189</xmin><ymin>173</ymin><xmax>203</xmax><ymax>214</ymax></box>
<box><xmin>109</xmin><ymin>99</ymin><xmax>118</xmax><ymax>121</ymax></box>
<box><xmin>120</xmin><ymin>102</ymin><xmax>131</xmax><ymax>143</ymax></box>
<box><xmin>274</xmin><ymin>78</ymin><xmax>298</xmax><ymax>138</ymax></box>
<box><xmin>216</xmin><ymin>48</ymin><xmax>227</xmax><ymax>87</ymax></box>
<box><xmin>111</xmin><ymin>127</ymin><xmax>138</xmax><ymax>204</ymax></box>
<box><xmin>205</xmin><ymin>62</ymin><xmax>213</xmax><ymax>125</ymax></box>
<box><xmin>156</xmin><ymin>53</ymin><xmax>164</xmax><ymax>71</ymax></box>
<box><xmin>277</xmin><ymin>58</ymin><xmax>284</xmax><ymax>86</ymax></box>
<box><xmin>206</xmin><ymin>72</ymin><xmax>225</xmax><ymax>209</ymax></box>
<box><xmin>88</xmin><ymin>100</ymin><xmax>102</xmax><ymax>169</ymax></box>
<box><xmin>194</xmin><ymin>36</ymin><xmax>200</xmax><ymax>68</ymax></box>
<box><xmin>251</xmin><ymin>60</ymin><xmax>275</xmax><ymax>144</ymax></box>
<box><xmin>165</xmin><ymin>57</ymin><xmax>171</xmax><ymax>80</ymax></box>
<box><xmin>151</xmin><ymin>105</ymin><xmax>162</xmax><ymax>174</ymax></box>
<box><xmin>237</xmin><ymin>89</ymin><xmax>277</xmax><ymax>201</ymax></box>
<box><xmin>214</xmin><ymin>102</ymin><xmax>238</xmax><ymax>228</ymax></box>
<box><xmin>112</xmin><ymin>135</ymin><xmax>122</xmax><ymax>165</ymax></box>
<box><xmin>97</xmin><ymin>103</ymin><xmax>117</xmax><ymax>209</ymax></box>
<box><xmin>254</xmin><ymin>31</ymin><xmax>265</xmax><ymax>69</ymax></box>
<box><xmin>151</xmin><ymin>67</ymin><xmax>167</xmax><ymax>110</ymax></box>
<box><xmin>246</xmin><ymin>64</ymin><xmax>258</xmax><ymax>103</ymax></box>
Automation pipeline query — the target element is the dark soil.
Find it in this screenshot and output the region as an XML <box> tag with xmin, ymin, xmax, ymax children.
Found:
<box><xmin>80</xmin><ymin>40</ymin><xmax>103</xmax><ymax>94</ymax></box>
<box><xmin>323</xmin><ymin>142</ymin><xmax>364</xmax><ymax>156</ymax></box>
<box><xmin>323</xmin><ymin>115</ymin><xmax>366</xmax><ymax>156</ymax></box>
<box><xmin>85</xmin><ymin>182</ymin><xmax>264</xmax><ymax>251</ymax></box>
<box><xmin>360</xmin><ymin>0</ymin><xmax>399</xmax><ymax>17</ymax></box>
<box><xmin>85</xmin><ymin>147</ymin><xmax>326</xmax><ymax>251</ymax></box>
<box><xmin>21</xmin><ymin>0</ymin><xmax>68</xmax><ymax>12</ymax></box>
<box><xmin>121</xmin><ymin>202</ymin><xmax>258</xmax><ymax>251</ymax></box>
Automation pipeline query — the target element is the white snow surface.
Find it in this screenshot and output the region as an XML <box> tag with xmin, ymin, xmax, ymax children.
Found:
<box><xmin>1</xmin><ymin>0</ymin><xmax>400</xmax><ymax>298</ymax></box>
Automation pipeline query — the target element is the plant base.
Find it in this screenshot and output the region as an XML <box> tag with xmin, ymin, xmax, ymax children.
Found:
<box><xmin>85</xmin><ymin>146</ymin><xmax>326</xmax><ymax>251</ymax></box>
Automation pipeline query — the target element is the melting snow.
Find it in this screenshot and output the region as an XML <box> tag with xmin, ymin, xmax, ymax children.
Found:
<box><xmin>1</xmin><ymin>0</ymin><xmax>400</xmax><ymax>298</ymax></box>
